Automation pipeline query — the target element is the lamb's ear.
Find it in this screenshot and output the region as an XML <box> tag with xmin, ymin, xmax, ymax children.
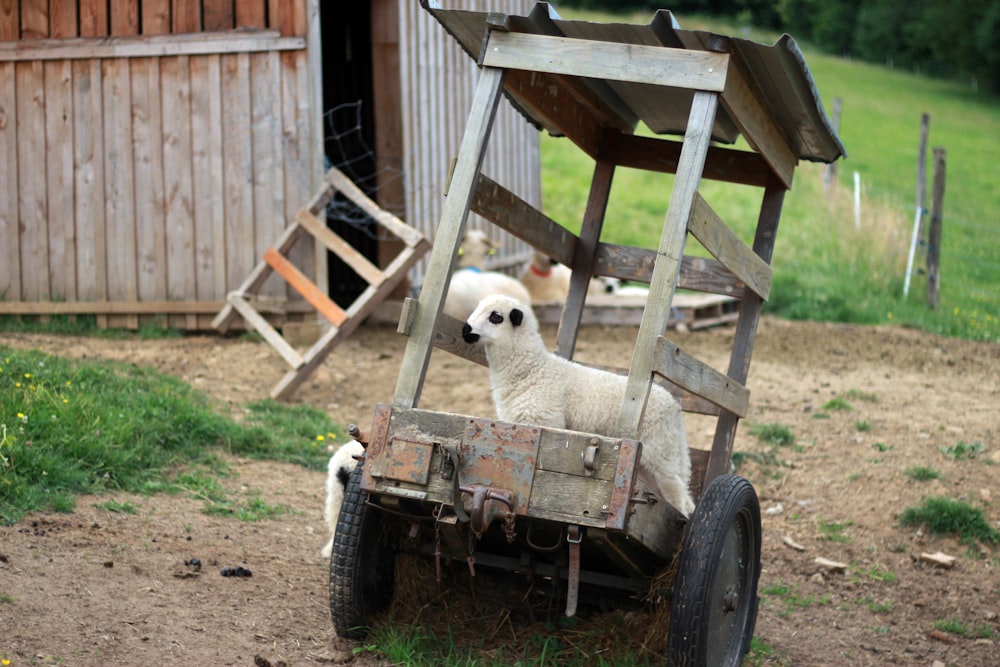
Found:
<box><xmin>509</xmin><ymin>308</ymin><xmax>524</xmax><ymax>327</ymax></box>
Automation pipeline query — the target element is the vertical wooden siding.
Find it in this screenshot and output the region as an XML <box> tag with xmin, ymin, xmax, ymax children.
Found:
<box><xmin>399</xmin><ymin>0</ymin><xmax>541</xmax><ymax>286</ymax></box>
<box><xmin>0</xmin><ymin>0</ymin><xmax>314</xmax><ymax>328</ymax></box>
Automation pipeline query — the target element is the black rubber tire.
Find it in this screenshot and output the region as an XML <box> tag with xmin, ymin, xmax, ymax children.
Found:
<box><xmin>329</xmin><ymin>462</ymin><xmax>396</xmax><ymax>639</ymax></box>
<box><xmin>667</xmin><ymin>474</ymin><xmax>762</xmax><ymax>667</ymax></box>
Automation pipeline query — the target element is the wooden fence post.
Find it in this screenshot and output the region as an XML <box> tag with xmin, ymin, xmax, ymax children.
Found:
<box><xmin>823</xmin><ymin>97</ymin><xmax>842</xmax><ymax>193</ymax></box>
<box><xmin>904</xmin><ymin>112</ymin><xmax>930</xmax><ymax>298</ymax></box>
<box><xmin>926</xmin><ymin>147</ymin><xmax>945</xmax><ymax>309</ymax></box>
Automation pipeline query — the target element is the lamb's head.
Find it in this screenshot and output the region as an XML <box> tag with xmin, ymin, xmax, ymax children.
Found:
<box><xmin>456</xmin><ymin>229</ymin><xmax>496</xmax><ymax>270</ymax></box>
<box><xmin>461</xmin><ymin>294</ymin><xmax>536</xmax><ymax>346</ymax></box>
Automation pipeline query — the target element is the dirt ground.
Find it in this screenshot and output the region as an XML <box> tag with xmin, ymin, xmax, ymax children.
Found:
<box><xmin>1</xmin><ymin>315</ymin><xmax>998</xmax><ymax>666</ymax></box>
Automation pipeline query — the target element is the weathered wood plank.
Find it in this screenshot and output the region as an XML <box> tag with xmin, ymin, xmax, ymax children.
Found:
<box><xmin>19</xmin><ymin>0</ymin><xmax>46</xmax><ymax>39</ymax></box>
<box><xmin>0</xmin><ymin>300</ymin><xmax>226</xmax><ymax>314</ymax></box>
<box><xmin>79</xmin><ymin>0</ymin><xmax>108</xmax><ymax>37</ymax></box>
<box><xmin>653</xmin><ymin>337</ymin><xmax>749</xmax><ymax>417</ymax></box>
<box><xmin>271</xmin><ymin>238</ymin><xmax>432</xmax><ymax>400</ymax></box>
<box><xmin>469</xmin><ymin>172</ymin><xmax>577</xmax><ymax>267</ymax></box>
<box><xmin>599</xmin><ymin>131</ymin><xmax>773</xmax><ymax>189</ymax></box>
<box><xmin>72</xmin><ymin>58</ymin><xmax>106</xmax><ymax>303</ymax></box>
<box><xmin>706</xmin><ymin>174</ymin><xmax>786</xmax><ymax>483</ymax></box>
<box><xmin>44</xmin><ymin>59</ymin><xmax>75</xmax><ymax>302</ymax></box>
<box><xmin>556</xmin><ymin>158</ymin><xmax>614</xmax><ymax>358</ymax></box>
<box><xmin>0</xmin><ymin>0</ymin><xmax>19</xmax><ymax>40</ymax></box>
<box><xmin>249</xmin><ymin>49</ymin><xmax>285</xmax><ymax>298</ymax></box>
<box><xmin>295</xmin><ymin>210</ymin><xmax>385</xmax><ymax>287</ymax></box>
<box><xmin>190</xmin><ymin>55</ymin><xmax>227</xmax><ymax>313</ymax></box>
<box><xmin>172</xmin><ymin>0</ymin><xmax>200</xmax><ymax>32</ymax></box>
<box><xmin>228</xmin><ymin>293</ymin><xmax>304</xmax><ymax>368</ymax></box>
<box><xmin>0</xmin><ymin>32</ymin><xmax>305</xmax><ymax>62</ymax></box>
<box><xmin>101</xmin><ymin>57</ymin><xmax>138</xmax><ymax>327</ymax></box>
<box><xmin>16</xmin><ymin>60</ymin><xmax>48</xmax><ymax>301</ymax></box>
<box><xmin>131</xmin><ymin>57</ymin><xmax>168</xmax><ymax>311</ymax></box>
<box><xmin>279</xmin><ymin>49</ymin><xmax>313</xmax><ymax>300</ymax></box>
<box><xmin>110</xmin><ymin>0</ymin><xmax>139</xmax><ymax>36</ymax></box>
<box><xmin>0</xmin><ymin>61</ymin><xmax>19</xmax><ymax>300</ymax></box>
<box><xmin>236</xmin><ymin>0</ymin><xmax>267</xmax><ymax>28</ymax></box>
<box><xmin>221</xmin><ymin>52</ymin><xmax>255</xmax><ymax>292</ymax></box>
<box><xmin>141</xmin><ymin>0</ymin><xmax>170</xmax><ymax>34</ymax></box>
<box><xmin>327</xmin><ymin>168</ymin><xmax>425</xmax><ymax>248</ymax></box>
<box><xmin>160</xmin><ymin>56</ymin><xmax>196</xmax><ymax>327</ymax></box>
<box><xmin>483</xmin><ymin>31</ymin><xmax>729</xmax><ymax>93</ymax></box>
<box><xmin>263</xmin><ymin>247</ymin><xmax>347</xmax><ymax>326</ymax></box>
<box><xmin>593</xmin><ymin>244</ymin><xmax>745</xmax><ymax>298</ymax></box>
<box><xmin>688</xmin><ymin>192</ymin><xmax>771</xmax><ymax>300</ymax></box>
<box><xmin>203</xmin><ymin>0</ymin><xmax>233</xmax><ymax>31</ymax></box>
<box><xmin>49</xmin><ymin>2</ymin><xmax>77</xmax><ymax>38</ymax></box>
<box><xmin>618</xmin><ymin>91</ymin><xmax>718</xmax><ymax>440</ymax></box>
<box><xmin>393</xmin><ymin>66</ymin><xmax>506</xmax><ymax>409</ymax></box>
<box><xmin>720</xmin><ymin>62</ymin><xmax>796</xmax><ymax>189</ymax></box>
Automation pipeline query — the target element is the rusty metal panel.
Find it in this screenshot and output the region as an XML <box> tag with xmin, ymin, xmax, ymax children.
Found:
<box><xmin>360</xmin><ymin>403</ymin><xmax>394</xmax><ymax>493</ymax></box>
<box><xmin>605</xmin><ymin>438</ymin><xmax>640</xmax><ymax>531</ymax></box>
<box><xmin>383</xmin><ymin>439</ymin><xmax>434</xmax><ymax>485</ymax></box>
<box><xmin>460</xmin><ymin>418</ymin><xmax>541</xmax><ymax>517</ymax></box>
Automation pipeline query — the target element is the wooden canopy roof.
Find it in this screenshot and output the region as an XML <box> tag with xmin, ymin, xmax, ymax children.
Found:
<box><xmin>423</xmin><ymin>1</ymin><xmax>845</xmax><ymax>189</ymax></box>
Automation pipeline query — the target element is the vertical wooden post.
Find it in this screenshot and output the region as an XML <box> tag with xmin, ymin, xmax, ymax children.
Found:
<box><xmin>926</xmin><ymin>147</ymin><xmax>945</xmax><ymax>310</ymax></box>
<box><xmin>904</xmin><ymin>113</ymin><xmax>930</xmax><ymax>298</ymax></box>
<box><xmin>823</xmin><ymin>96</ymin><xmax>841</xmax><ymax>193</ymax></box>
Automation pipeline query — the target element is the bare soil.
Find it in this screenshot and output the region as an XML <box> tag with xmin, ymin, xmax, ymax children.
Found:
<box><xmin>1</xmin><ymin>317</ymin><xmax>998</xmax><ymax>666</ymax></box>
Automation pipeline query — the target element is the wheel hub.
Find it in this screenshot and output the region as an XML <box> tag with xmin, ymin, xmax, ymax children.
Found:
<box><xmin>723</xmin><ymin>586</ymin><xmax>739</xmax><ymax>612</ymax></box>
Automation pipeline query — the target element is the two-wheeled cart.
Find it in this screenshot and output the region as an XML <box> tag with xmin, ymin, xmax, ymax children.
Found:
<box><xmin>329</xmin><ymin>4</ymin><xmax>844</xmax><ymax>665</ymax></box>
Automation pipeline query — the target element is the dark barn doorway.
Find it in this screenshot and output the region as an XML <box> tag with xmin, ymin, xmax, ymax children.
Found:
<box><xmin>320</xmin><ymin>0</ymin><xmax>379</xmax><ymax>307</ymax></box>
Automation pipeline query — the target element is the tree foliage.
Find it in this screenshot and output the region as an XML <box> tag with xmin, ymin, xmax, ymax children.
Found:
<box><xmin>557</xmin><ymin>0</ymin><xmax>1000</xmax><ymax>92</ymax></box>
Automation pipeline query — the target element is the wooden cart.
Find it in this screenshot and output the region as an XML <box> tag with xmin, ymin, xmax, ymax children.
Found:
<box><xmin>329</xmin><ymin>4</ymin><xmax>844</xmax><ymax>665</ymax></box>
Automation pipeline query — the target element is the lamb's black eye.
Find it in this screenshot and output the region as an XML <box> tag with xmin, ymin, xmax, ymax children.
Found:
<box><xmin>488</xmin><ymin>311</ymin><xmax>504</xmax><ymax>325</ymax></box>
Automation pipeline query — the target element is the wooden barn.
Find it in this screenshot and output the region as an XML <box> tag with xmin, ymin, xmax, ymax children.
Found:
<box><xmin>0</xmin><ymin>0</ymin><xmax>540</xmax><ymax>330</ymax></box>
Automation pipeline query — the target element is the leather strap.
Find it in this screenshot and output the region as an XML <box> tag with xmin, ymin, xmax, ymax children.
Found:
<box><xmin>566</xmin><ymin>525</ymin><xmax>583</xmax><ymax>617</ymax></box>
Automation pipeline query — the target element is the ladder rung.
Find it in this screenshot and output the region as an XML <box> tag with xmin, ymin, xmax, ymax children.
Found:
<box><xmin>263</xmin><ymin>248</ymin><xmax>347</xmax><ymax>326</ymax></box>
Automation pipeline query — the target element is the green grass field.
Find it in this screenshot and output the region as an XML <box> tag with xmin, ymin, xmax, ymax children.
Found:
<box><xmin>541</xmin><ymin>8</ymin><xmax>1000</xmax><ymax>342</ymax></box>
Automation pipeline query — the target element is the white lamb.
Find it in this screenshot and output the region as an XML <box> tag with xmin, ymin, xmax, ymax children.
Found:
<box><xmin>320</xmin><ymin>438</ymin><xmax>365</xmax><ymax>559</ymax></box>
<box><xmin>520</xmin><ymin>250</ymin><xmax>616</xmax><ymax>303</ymax></box>
<box><xmin>442</xmin><ymin>230</ymin><xmax>532</xmax><ymax>321</ymax></box>
<box><xmin>461</xmin><ymin>294</ymin><xmax>694</xmax><ymax>516</ymax></box>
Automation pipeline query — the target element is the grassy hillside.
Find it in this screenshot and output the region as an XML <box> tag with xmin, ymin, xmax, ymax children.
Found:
<box><xmin>540</xmin><ymin>8</ymin><xmax>1000</xmax><ymax>341</ymax></box>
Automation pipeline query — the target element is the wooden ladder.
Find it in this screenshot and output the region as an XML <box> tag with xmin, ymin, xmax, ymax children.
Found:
<box><xmin>212</xmin><ymin>167</ymin><xmax>431</xmax><ymax>400</ymax></box>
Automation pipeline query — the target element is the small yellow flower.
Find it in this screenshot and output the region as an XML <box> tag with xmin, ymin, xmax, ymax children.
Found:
<box><xmin>17</xmin><ymin>413</ymin><xmax>24</xmax><ymax>419</ymax></box>
<box><xmin>63</xmin><ymin>398</ymin><xmax>69</xmax><ymax>404</ymax></box>
<box><xmin>3</xmin><ymin>657</ymin><xmax>12</xmax><ymax>665</ymax></box>
<box><xmin>326</xmin><ymin>432</ymin><xmax>337</xmax><ymax>440</ymax></box>
<box><xmin>15</xmin><ymin>382</ymin><xmax>21</xmax><ymax>388</ymax></box>
<box><xmin>24</xmin><ymin>373</ymin><xmax>30</xmax><ymax>378</ymax></box>
<box><xmin>315</xmin><ymin>434</ymin><xmax>325</xmax><ymax>441</ymax></box>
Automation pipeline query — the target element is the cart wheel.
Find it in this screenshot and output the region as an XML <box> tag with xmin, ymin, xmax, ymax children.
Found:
<box><xmin>329</xmin><ymin>462</ymin><xmax>396</xmax><ymax>639</ymax></box>
<box><xmin>667</xmin><ymin>474</ymin><xmax>762</xmax><ymax>667</ymax></box>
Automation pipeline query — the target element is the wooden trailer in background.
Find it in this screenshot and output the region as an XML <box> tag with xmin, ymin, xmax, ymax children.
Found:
<box><xmin>0</xmin><ymin>0</ymin><xmax>541</xmax><ymax>330</ymax></box>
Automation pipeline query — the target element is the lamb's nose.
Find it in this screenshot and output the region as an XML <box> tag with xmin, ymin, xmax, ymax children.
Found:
<box><xmin>461</xmin><ymin>323</ymin><xmax>479</xmax><ymax>343</ymax></box>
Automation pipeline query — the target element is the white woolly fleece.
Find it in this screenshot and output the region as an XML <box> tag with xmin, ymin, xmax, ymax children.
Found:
<box><xmin>463</xmin><ymin>294</ymin><xmax>694</xmax><ymax>516</ymax></box>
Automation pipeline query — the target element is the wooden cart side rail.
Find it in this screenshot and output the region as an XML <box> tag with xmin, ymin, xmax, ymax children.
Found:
<box><xmin>396</xmin><ymin>297</ymin><xmax>722</xmax><ymax>416</ymax></box>
<box><xmin>687</xmin><ymin>192</ymin><xmax>771</xmax><ymax>301</ymax></box>
<box><xmin>470</xmin><ymin>171</ymin><xmax>747</xmax><ymax>299</ymax></box>
<box><xmin>652</xmin><ymin>336</ymin><xmax>749</xmax><ymax>418</ymax></box>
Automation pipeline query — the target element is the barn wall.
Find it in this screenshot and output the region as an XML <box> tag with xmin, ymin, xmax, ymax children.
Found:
<box><xmin>398</xmin><ymin>0</ymin><xmax>540</xmax><ymax>288</ymax></box>
<box><xmin>0</xmin><ymin>0</ymin><xmax>317</xmax><ymax>328</ymax></box>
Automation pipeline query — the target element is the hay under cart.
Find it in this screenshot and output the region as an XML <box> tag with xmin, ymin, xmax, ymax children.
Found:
<box><xmin>329</xmin><ymin>4</ymin><xmax>845</xmax><ymax>664</ymax></box>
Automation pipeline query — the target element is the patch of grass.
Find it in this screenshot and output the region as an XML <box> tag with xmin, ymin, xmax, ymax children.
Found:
<box><xmin>749</xmin><ymin>422</ymin><xmax>795</xmax><ymax>447</ymax></box>
<box><xmin>760</xmin><ymin>581</ymin><xmax>828</xmax><ymax>618</ymax></box>
<box><xmin>821</xmin><ymin>396</ymin><xmax>853</xmax><ymax>412</ymax></box>
<box><xmin>933</xmin><ymin>617</ymin><xmax>996</xmax><ymax>639</ymax></box>
<box><xmin>898</xmin><ymin>497</ymin><xmax>1000</xmax><ymax>544</ymax></box>
<box><xmin>203</xmin><ymin>495</ymin><xmax>296</xmax><ymax>522</ymax></box>
<box><xmin>856</xmin><ymin>564</ymin><xmax>897</xmax><ymax>583</ymax></box>
<box><xmin>844</xmin><ymin>389</ymin><xmax>878</xmax><ymax>403</ymax></box>
<box><xmin>0</xmin><ymin>345</ymin><xmax>340</xmax><ymax>524</ymax></box>
<box><xmin>0</xmin><ymin>592</ymin><xmax>14</xmax><ymax>604</ymax></box>
<box><xmin>743</xmin><ymin>636</ymin><xmax>788</xmax><ymax>666</ymax></box>
<box><xmin>940</xmin><ymin>441</ymin><xmax>986</xmax><ymax>461</ymax></box>
<box><xmin>906</xmin><ymin>466</ymin><xmax>941</xmax><ymax>481</ymax></box>
<box><xmin>855</xmin><ymin>420</ymin><xmax>872</xmax><ymax>432</ymax></box>
<box><xmin>871</xmin><ymin>441</ymin><xmax>892</xmax><ymax>452</ymax></box>
<box><xmin>818</xmin><ymin>519</ymin><xmax>853</xmax><ymax>543</ymax></box>
<box><xmin>94</xmin><ymin>500</ymin><xmax>140</xmax><ymax>515</ymax></box>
